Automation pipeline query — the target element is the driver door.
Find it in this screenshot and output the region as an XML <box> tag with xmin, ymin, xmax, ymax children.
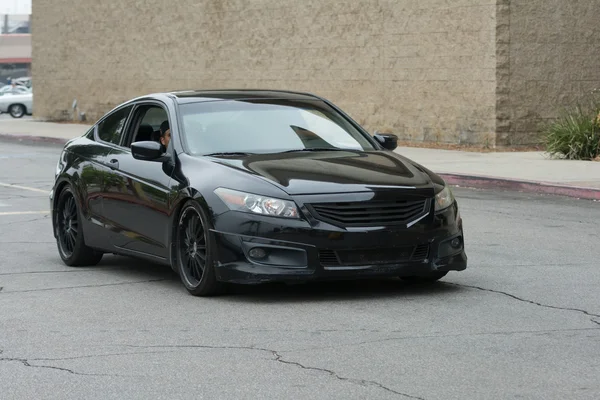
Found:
<box><xmin>102</xmin><ymin>102</ymin><xmax>177</xmax><ymax>260</ymax></box>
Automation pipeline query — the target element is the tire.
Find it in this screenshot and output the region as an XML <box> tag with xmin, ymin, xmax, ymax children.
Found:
<box><xmin>55</xmin><ymin>186</ymin><xmax>103</xmax><ymax>266</ymax></box>
<box><xmin>401</xmin><ymin>271</ymin><xmax>448</xmax><ymax>283</ymax></box>
<box><xmin>9</xmin><ymin>104</ymin><xmax>25</xmax><ymax>118</ymax></box>
<box><xmin>175</xmin><ymin>200</ymin><xmax>223</xmax><ymax>296</ymax></box>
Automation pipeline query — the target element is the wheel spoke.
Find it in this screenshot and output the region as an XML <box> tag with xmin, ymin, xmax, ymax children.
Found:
<box><xmin>67</xmin><ymin>198</ymin><xmax>73</xmax><ymax>216</ymax></box>
<box><xmin>191</xmin><ymin>258</ymin><xmax>198</xmax><ymax>277</ymax></box>
<box><xmin>185</xmin><ymin>256</ymin><xmax>190</xmax><ymax>271</ymax></box>
<box><xmin>186</xmin><ymin>219</ymin><xmax>194</xmax><ymax>244</ymax></box>
<box><xmin>193</xmin><ymin>258</ymin><xmax>203</xmax><ymax>277</ymax></box>
<box><xmin>66</xmin><ymin>233</ymin><xmax>74</xmax><ymax>252</ymax></box>
<box><xmin>190</xmin><ymin>216</ymin><xmax>198</xmax><ymax>239</ymax></box>
<box><xmin>195</xmin><ymin>220</ymin><xmax>203</xmax><ymax>238</ymax></box>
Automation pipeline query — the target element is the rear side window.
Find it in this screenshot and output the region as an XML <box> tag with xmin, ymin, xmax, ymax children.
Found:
<box><xmin>98</xmin><ymin>106</ymin><xmax>133</xmax><ymax>145</ymax></box>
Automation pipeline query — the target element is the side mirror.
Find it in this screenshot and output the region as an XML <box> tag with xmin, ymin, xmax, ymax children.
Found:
<box><xmin>131</xmin><ymin>141</ymin><xmax>165</xmax><ymax>161</ymax></box>
<box><xmin>374</xmin><ymin>133</ymin><xmax>398</xmax><ymax>150</ymax></box>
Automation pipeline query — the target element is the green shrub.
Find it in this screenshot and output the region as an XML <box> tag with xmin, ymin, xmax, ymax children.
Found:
<box><xmin>542</xmin><ymin>102</ymin><xmax>600</xmax><ymax>160</ymax></box>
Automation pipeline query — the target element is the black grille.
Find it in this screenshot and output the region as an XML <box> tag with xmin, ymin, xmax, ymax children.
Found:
<box><xmin>308</xmin><ymin>199</ymin><xmax>429</xmax><ymax>227</ymax></box>
<box><xmin>319</xmin><ymin>244</ymin><xmax>430</xmax><ymax>267</ymax></box>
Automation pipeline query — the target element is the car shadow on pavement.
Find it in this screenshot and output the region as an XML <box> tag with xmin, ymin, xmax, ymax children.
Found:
<box><xmin>95</xmin><ymin>255</ymin><xmax>463</xmax><ymax>302</ymax></box>
<box><xmin>219</xmin><ymin>279</ymin><xmax>462</xmax><ymax>303</ymax></box>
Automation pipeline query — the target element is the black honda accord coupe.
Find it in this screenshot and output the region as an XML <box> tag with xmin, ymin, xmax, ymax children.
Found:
<box><xmin>50</xmin><ymin>89</ymin><xmax>467</xmax><ymax>296</ymax></box>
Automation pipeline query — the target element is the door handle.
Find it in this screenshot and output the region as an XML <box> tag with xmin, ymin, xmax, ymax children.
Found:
<box><xmin>108</xmin><ymin>159</ymin><xmax>119</xmax><ymax>170</ymax></box>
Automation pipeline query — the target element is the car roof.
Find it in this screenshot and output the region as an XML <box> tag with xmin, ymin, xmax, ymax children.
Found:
<box><xmin>165</xmin><ymin>89</ymin><xmax>324</xmax><ymax>104</ymax></box>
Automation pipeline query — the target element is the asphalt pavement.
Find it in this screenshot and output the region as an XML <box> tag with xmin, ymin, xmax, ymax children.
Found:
<box><xmin>0</xmin><ymin>113</ymin><xmax>32</xmax><ymax>121</ymax></box>
<box><xmin>1</xmin><ymin>141</ymin><xmax>599</xmax><ymax>400</ymax></box>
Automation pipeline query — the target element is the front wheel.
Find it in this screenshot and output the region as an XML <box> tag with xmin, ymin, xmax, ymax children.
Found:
<box><xmin>9</xmin><ymin>104</ymin><xmax>25</xmax><ymax>118</ymax></box>
<box><xmin>175</xmin><ymin>201</ymin><xmax>222</xmax><ymax>296</ymax></box>
<box><xmin>55</xmin><ymin>186</ymin><xmax>103</xmax><ymax>266</ymax></box>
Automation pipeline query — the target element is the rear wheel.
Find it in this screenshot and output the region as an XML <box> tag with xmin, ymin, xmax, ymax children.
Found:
<box><xmin>401</xmin><ymin>271</ymin><xmax>448</xmax><ymax>283</ymax></box>
<box><xmin>9</xmin><ymin>104</ymin><xmax>25</xmax><ymax>118</ymax></box>
<box><xmin>55</xmin><ymin>186</ymin><xmax>103</xmax><ymax>266</ymax></box>
<box><xmin>176</xmin><ymin>201</ymin><xmax>222</xmax><ymax>296</ymax></box>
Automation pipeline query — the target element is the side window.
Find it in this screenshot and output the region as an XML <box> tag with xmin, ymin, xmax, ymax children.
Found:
<box><xmin>127</xmin><ymin>105</ymin><xmax>169</xmax><ymax>147</ymax></box>
<box><xmin>97</xmin><ymin>106</ymin><xmax>133</xmax><ymax>145</ymax></box>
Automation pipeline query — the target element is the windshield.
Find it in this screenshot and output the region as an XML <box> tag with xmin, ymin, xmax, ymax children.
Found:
<box><xmin>178</xmin><ymin>99</ymin><xmax>376</xmax><ymax>155</ymax></box>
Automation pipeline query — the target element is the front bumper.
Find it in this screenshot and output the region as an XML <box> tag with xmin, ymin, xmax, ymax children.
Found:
<box><xmin>210</xmin><ymin>201</ymin><xmax>467</xmax><ymax>284</ymax></box>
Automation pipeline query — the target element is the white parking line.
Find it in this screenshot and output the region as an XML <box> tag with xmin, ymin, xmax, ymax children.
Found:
<box><xmin>0</xmin><ymin>182</ymin><xmax>49</xmax><ymax>194</ymax></box>
<box><xmin>0</xmin><ymin>211</ymin><xmax>50</xmax><ymax>216</ymax></box>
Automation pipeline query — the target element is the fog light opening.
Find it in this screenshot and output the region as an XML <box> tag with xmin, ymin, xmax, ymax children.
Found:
<box><xmin>450</xmin><ymin>237</ymin><xmax>462</xmax><ymax>248</ymax></box>
<box><xmin>249</xmin><ymin>247</ymin><xmax>268</xmax><ymax>259</ymax></box>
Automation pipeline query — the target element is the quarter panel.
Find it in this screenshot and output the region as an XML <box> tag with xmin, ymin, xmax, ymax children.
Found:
<box><xmin>56</xmin><ymin>137</ymin><xmax>114</xmax><ymax>251</ymax></box>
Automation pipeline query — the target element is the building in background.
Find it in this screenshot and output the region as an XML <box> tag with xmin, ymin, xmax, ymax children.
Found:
<box><xmin>31</xmin><ymin>0</ymin><xmax>600</xmax><ymax>146</ymax></box>
<box><xmin>0</xmin><ymin>0</ymin><xmax>31</xmax><ymax>84</ymax></box>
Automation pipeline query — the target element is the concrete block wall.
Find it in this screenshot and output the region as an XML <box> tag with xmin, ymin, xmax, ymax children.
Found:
<box><xmin>32</xmin><ymin>0</ymin><xmax>497</xmax><ymax>144</ymax></box>
<box><xmin>497</xmin><ymin>0</ymin><xmax>600</xmax><ymax>145</ymax></box>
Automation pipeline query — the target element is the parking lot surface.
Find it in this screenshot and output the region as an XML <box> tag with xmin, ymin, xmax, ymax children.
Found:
<box><xmin>1</xmin><ymin>142</ymin><xmax>599</xmax><ymax>400</ymax></box>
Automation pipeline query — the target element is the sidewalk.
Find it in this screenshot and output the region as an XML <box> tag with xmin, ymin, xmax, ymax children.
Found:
<box><xmin>1</xmin><ymin>119</ymin><xmax>600</xmax><ymax>200</ymax></box>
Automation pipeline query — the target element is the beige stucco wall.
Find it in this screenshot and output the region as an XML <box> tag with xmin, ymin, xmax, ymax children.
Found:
<box><xmin>32</xmin><ymin>0</ymin><xmax>497</xmax><ymax>144</ymax></box>
<box><xmin>497</xmin><ymin>0</ymin><xmax>600</xmax><ymax>145</ymax></box>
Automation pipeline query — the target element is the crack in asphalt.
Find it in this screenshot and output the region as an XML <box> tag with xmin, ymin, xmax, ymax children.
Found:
<box><xmin>119</xmin><ymin>344</ymin><xmax>423</xmax><ymax>399</ymax></box>
<box><xmin>271</xmin><ymin>352</ymin><xmax>424</xmax><ymax>399</ymax></box>
<box><xmin>0</xmin><ymin>279</ymin><xmax>167</xmax><ymax>293</ymax></box>
<box><xmin>32</xmin><ymin>350</ymin><xmax>177</xmax><ymax>362</ymax></box>
<box><xmin>0</xmin><ymin>356</ymin><xmax>117</xmax><ymax>376</ymax></box>
<box><xmin>447</xmin><ymin>282</ymin><xmax>600</xmax><ymax>327</ymax></box>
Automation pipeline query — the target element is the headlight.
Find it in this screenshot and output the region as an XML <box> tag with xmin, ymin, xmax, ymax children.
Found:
<box><xmin>435</xmin><ymin>186</ymin><xmax>455</xmax><ymax>212</ymax></box>
<box><xmin>214</xmin><ymin>188</ymin><xmax>300</xmax><ymax>219</ymax></box>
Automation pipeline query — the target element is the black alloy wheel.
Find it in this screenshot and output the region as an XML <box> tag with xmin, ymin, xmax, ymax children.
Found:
<box><xmin>55</xmin><ymin>186</ymin><xmax>103</xmax><ymax>266</ymax></box>
<box><xmin>176</xmin><ymin>201</ymin><xmax>222</xmax><ymax>296</ymax></box>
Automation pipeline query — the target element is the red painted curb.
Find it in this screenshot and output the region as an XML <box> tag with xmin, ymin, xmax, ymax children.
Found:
<box><xmin>440</xmin><ymin>173</ymin><xmax>600</xmax><ymax>201</ymax></box>
<box><xmin>0</xmin><ymin>133</ymin><xmax>68</xmax><ymax>145</ymax></box>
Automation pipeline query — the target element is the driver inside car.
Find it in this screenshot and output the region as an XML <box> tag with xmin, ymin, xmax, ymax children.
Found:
<box><xmin>159</xmin><ymin>120</ymin><xmax>171</xmax><ymax>150</ymax></box>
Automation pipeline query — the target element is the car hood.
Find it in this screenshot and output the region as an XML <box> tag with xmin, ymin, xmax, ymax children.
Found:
<box><xmin>209</xmin><ymin>150</ymin><xmax>435</xmax><ymax>195</ymax></box>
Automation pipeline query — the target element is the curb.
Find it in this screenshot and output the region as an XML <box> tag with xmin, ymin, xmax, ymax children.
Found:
<box><xmin>439</xmin><ymin>173</ymin><xmax>600</xmax><ymax>201</ymax></box>
<box><xmin>1</xmin><ymin>133</ymin><xmax>598</xmax><ymax>201</ymax></box>
<box><xmin>0</xmin><ymin>133</ymin><xmax>68</xmax><ymax>146</ymax></box>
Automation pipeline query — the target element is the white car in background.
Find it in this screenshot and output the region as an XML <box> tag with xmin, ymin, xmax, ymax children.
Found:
<box><xmin>0</xmin><ymin>85</ymin><xmax>30</xmax><ymax>95</ymax></box>
<box><xmin>0</xmin><ymin>91</ymin><xmax>33</xmax><ymax>118</ymax></box>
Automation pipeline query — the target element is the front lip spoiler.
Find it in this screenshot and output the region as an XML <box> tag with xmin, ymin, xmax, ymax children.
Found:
<box><xmin>214</xmin><ymin>255</ymin><xmax>467</xmax><ymax>284</ymax></box>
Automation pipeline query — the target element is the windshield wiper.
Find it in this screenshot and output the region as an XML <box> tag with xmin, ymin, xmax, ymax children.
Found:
<box><xmin>280</xmin><ymin>148</ymin><xmax>356</xmax><ymax>153</ymax></box>
<box><xmin>204</xmin><ymin>152</ymin><xmax>253</xmax><ymax>157</ymax></box>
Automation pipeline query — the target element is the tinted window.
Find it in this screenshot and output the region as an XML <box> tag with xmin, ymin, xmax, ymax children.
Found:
<box><xmin>141</xmin><ymin>106</ymin><xmax>168</xmax><ymax>131</ymax></box>
<box><xmin>98</xmin><ymin>106</ymin><xmax>132</xmax><ymax>145</ymax></box>
<box><xmin>179</xmin><ymin>99</ymin><xmax>375</xmax><ymax>155</ymax></box>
